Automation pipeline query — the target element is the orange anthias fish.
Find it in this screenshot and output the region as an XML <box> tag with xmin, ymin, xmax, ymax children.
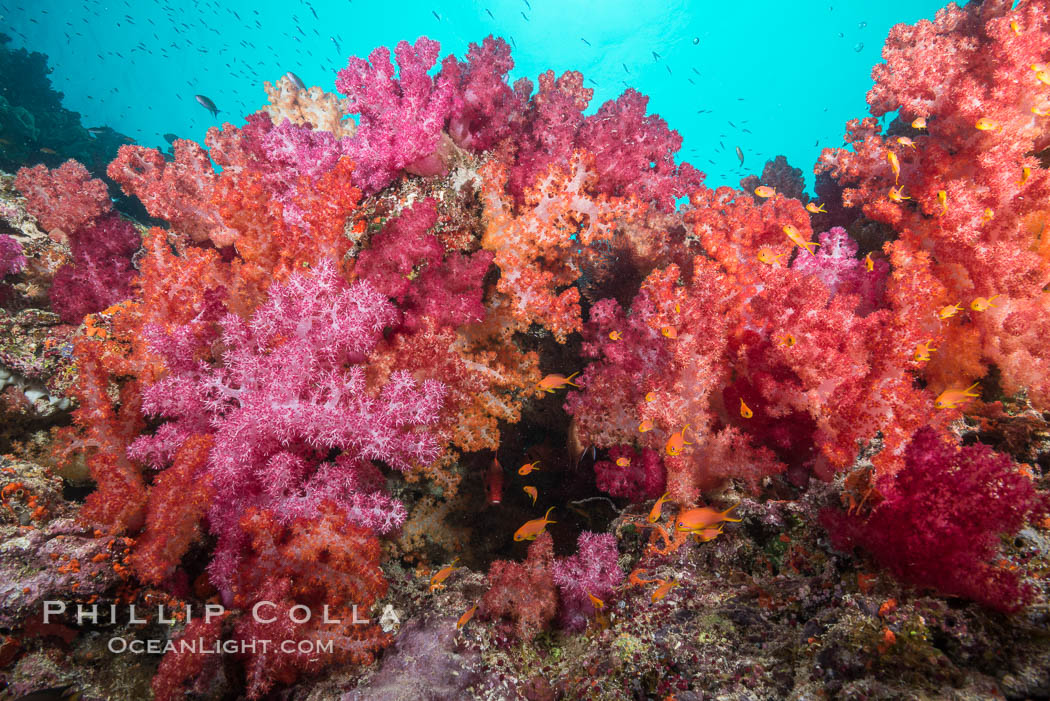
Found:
<box><xmin>938</xmin><ymin>303</ymin><xmax>962</xmax><ymax>320</ymax></box>
<box><xmin>661</xmin><ymin>326</ymin><xmax>678</xmax><ymax>339</ymax></box>
<box><xmin>914</xmin><ymin>340</ymin><xmax>936</xmax><ymax>362</ymax></box>
<box><xmin>1018</xmin><ymin>166</ymin><xmax>1031</xmax><ymax>186</ymax></box>
<box><xmin>888</xmin><ymin>185</ymin><xmax>910</xmax><ymax>203</ymax></box>
<box><xmin>757</xmin><ymin>247</ymin><xmax>786</xmax><ymax>265</ymax></box>
<box><xmin>456</xmin><ymin>604</ymin><xmax>478</xmax><ymax>629</ymax></box>
<box><xmin>934</xmin><ymin>382</ymin><xmax>980</xmax><ymax>409</ymax></box>
<box><xmin>911</xmin><ymin>117</ymin><xmax>927</xmax><ymax>129</ymax></box>
<box><xmin>1038</xmin><ymin>70</ymin><xmax>1050</xmax><ymax>85</ymax></box>
<box><xmin>1011</xmin><ymin>20</ymin><xmax>1021</xmax><ymax>35</ymax></box>
<box><xmin>896</xmin><ymin>136</ymin><xmax>917</xmax><ymax>149</ymax></box>
<box><xmin>665</xmin><ymin>425</ymin><xmax>693</xmax><ymax>456</ymax></box>
<box><xmin>644</xmin><ymin>391</ymin><xmax>657</xmax><ymax>403</ymax></box>
<box><xmin>429</xmin><ymin>559</ymin><xmax>460</xmax><ymax>592</ymax></box>
<box><xmin>676</xmin><ymin>504</ymin><xmax>741</xmax><ymax>533</ymax></box>
<box><xmin>650</xmin><ymin>579</ymin><xmax>680</xmax><ymax>602</ymax></box>
<box><xmin>783</xmin><ymin>224</ymin><xmax>818</xmax><ymax>254</ymax></box>
<box><xmin>805</xmin><ymin>202</ymin><xmax>827</xmax><ymax>214</ymax></box>
<box><xmin>754</xmin><ymin>186</ymin><xmax>776</xmax><ymax>198</ymax></box>
<box><xmin>587</xmin><ymin>592</ymin><xmax>605</xmax><ymax>610</ymax></box>
<box><xmin>609</xmin><ymin>330</ymin><xmax>622</xmax><ymax>341</ymax></box>
<box><xmin>518</xmin><ymin>460</ymin><xmax>541</xmax><ymax>476</ymax></box>
<box><xmin>864</xmin><ymin>252</ymin><xmax>874</xmax><ymax>272</ymax></box>
<box><xmin>778</xmin><ymin>333</ymin><xmax>796</xmax><ymax>348</ymax></box>
<box><xmin>615</xmin><ymin>456</ymin><xmax>631</xmax><ymax>467</ymax></box>
<box><xmin>537</xmin><ymin>372</ymin><xmax>579</xmax><ymax>393</ymax></box>
<box><xmin>523</xmin><ymin>485</ymin><xmax>538</xmax><ymax>505</ymax></box>
<box><xmin>739</xmin><ymin>398</ymin><xmax>753</xmax><ymax>418</ymax></box>
<box><xmin>886</xmin><ymin>151</ymin><xmax>900</xmax><ymax>183</ymax></box>
<box><xmin>970</xmin><ymin>295</ymin><xmax>1000</xmax><ymax>312</ymax></box>
<box><xmin>975</xmin><ymin>118</ymin><xmax>1002</xmax><ymax>132</ymax></box>
<box><xmin>692</xmin><ymin>525</ymin><xmax>724</xmax><ymax>542</ymax></box>
<box><xmin>514</xmin><ymin>506</ymin><xmax>556</xmax><ymax>541</ymax></box>
<box><xmin>638</xmin><ymin>418</ymin><xmax>655</xmax><ymax>433</ymax></box>
<box><xmin>937</xmin><ymin>190</ymin><xmax>948</xmax><ymax>215</ymax></box>
<box><xmin>983</xmin><ymin>208</ymin><xmax>994</xmax><ymax>220</ymax></box>
<box><xmin>648</xmin><ymin>492</ymin><xmax>672</xmax><ymax>523</ymax></box>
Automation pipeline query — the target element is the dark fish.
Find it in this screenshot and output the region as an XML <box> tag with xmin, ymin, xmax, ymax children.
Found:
<box><xmin>521</xmin><ymin>10</ymin><xmax>528</xmax><ymax>20</ymax></box>
<box><xmin>86</xmin><ymin>127</ymin><xmax>108</xmax><ymax>136</ymax></box>
<box><xmin>652</xmin><ymin>51</ymin><xmax>660</xmax><ymax>60</ymax></box>
<box><xmin>163</xmin><ymin>133</ymin><xmax>178</xmax><ymax>144</ymax></box>
<box><xmin>736</xmin><ymin>146</ymin><xmax>744</xmax><ymax>165</ymax></box>
<box><xmin>581</xmin><ymin>37</ymin><xmax>591</xmax><ymax>46</ymax></box>
<box><xmin>665</xmin><ymin>65</ymin><xmax>672</xmax><ymax>75</ymax></box>
<box><xmin>432</xmin><ymin>9</ymin><xmax>440</xmax><ymax>19</ymax></box>
<box><xmin>285</xmin><ymin>71</ymin><xmax>306</xmax><ymax>90</ymax></box>
<box><xmin>742</xmin><ymin>128</ymin><xmax>752</xmax><ymax>134</ymax></box>
<box><xmin>523</xmin><ymin>0</ymin><xmax>531</xmax><ymax>8</ymax></box>
<box><xmin>622</xmin><ymin>63</ymin><xmax>629</xmax><ymax>73</ymax></box>
<box><xmin>728</xmin><ymin>120</ymin><xmax>736</xmax><ymax>128</ymax></box>
<box><xmin>309</xmin><ymin>5</ymin><xmax>317</xmax><ymax>19</ymax></box>
<box><xmin>692</xmin><ymin>67</ymin><xmax>700</xmax><ymax>76</ymax></box>
<box><xmin>331</xmin><ymin>36</ymin><xmax>341</xmax><ymax>52</ymax></box>
<box><xmin>194</xmin><ymin>94</ymin><xmax>219</xmax><ymax>116</ymax></box>
<box><xmin>486</xmin><ymin>8</ymin><xmax>494</xmax><ymax>19</ymax></box>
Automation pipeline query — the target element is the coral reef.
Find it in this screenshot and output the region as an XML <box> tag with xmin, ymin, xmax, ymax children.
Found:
<box><xmin>1</xmin><ymin>4</ymin><xmax>1050</xmax><ymax>699</ymax></box>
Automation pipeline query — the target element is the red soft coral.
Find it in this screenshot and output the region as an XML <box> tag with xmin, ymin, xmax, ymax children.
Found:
<box><xmin>480</xmin><ymin>531</ymin><xmax>558</xmax><ymax>640</ymax></box>
<box><xmin>14</xmin><ymin>160</ymin><xmax>111</xmax><ymax>235</ymax></box>
<box><xmin>822</xmin><ymin>427</ymin><xmax>1049</xmax><ymax>612</ymax></box>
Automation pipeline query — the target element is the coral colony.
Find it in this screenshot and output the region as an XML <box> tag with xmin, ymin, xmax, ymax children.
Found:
<box><xmin>2</xmin><ymin>2</ymin><xmax>1050</xmax><ymax>698</ymax></box>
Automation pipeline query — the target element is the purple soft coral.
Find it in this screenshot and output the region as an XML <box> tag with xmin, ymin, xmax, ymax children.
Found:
<box><xmin>128</xmin><ymin>261</ymin><xmax>446</xmax><ymax>589</ymax></box>
<box><xmin>0</xmin><ymin>234</ymin><xmax>25</xmax><ymax>279</ymax></box>
<box><xmin>552</xmin><ymin>531</ymin><xmax>624</xmax><ymax>632</ymax></box>
<box><xmin>790</xmin><ymin>227</ymin><xmax>887</xmax><ymax>314</ymax></box>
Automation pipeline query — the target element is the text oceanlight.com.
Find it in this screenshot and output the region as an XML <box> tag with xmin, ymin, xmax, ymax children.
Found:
<box><xmin>108</xmin><ymin>637</ymin><xmax>335</xmax><ymax>655</ymax></box>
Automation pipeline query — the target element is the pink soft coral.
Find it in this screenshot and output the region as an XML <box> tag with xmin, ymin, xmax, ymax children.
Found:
<box><xmin>14</xmin><ymin>160</ymin><xmax>111</xmax><ymax>234</ymax></box>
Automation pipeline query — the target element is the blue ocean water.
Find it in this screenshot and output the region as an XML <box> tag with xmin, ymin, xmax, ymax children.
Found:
<box><xmin>5</xmin><ymin>0</ymin><xmax>951</xmax><ymax>190</ymax></box>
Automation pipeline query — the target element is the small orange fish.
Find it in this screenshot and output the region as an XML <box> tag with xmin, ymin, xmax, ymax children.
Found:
<box><xmin>644</xmin><ymin>391</ymin><xmax>657</xmax><ymax>402</ymax></box>
<box><xmin>661</xmin><ymin>326</ymin><xmax>678</xmax><ymax>339</ymax></box>
<box><xmin>1033</xmin><ymin>105</ymin><xmax>1050</xmax><ymax>117</ymax></box>
<box><xmin>970</xmin><ymin>295</ymin><xmax>1000</xmax><ymax>312</ymax></box>
<box><xmin>1018</xmin><ymin>166</ymin><xmax>1031</xmax><ymax>186</ymax></box>
<box><xmin>1011</xmin><ymin>20</ymin><xmax>1021</xmax><ymax>35</ymax></box>
<box><xmin>536</xmin><ymin>372</ymin><xmax>579</xmax><ymax>393</ymax></box>
<box><xmin>934</xmin><ymin>381</ymin><xmax>980</xmax><ymax>410</ymax></box>
<box><xmin>638</xmin><ymin>418</ymin><xmax>654</xmax><ymax>433</ymax></box>
<box><xmin>514</xmin><ymin>506</ymin><xmax>556</xmax><ymax>541</ymax></box>
<box><xmin>754</xmin><ymin>185</ymin><xmax>776</xmax><ymax>198</ymax></box>
<box><xmin>913</xmin><ymin>340</ymin><xmax>936</xmax><ymax>362</ymax></box>
<box><xmin>975</xmin><ymin>118</ymin><xmax>1001</xmax><ymax>132</ymax></box>
<box><xmin>886</xmin><ymin>151</ymin><xmax>900</xmax><ymax>183</ymax></box>
<box><xmin>648</xmin><ymin>492</ymin><xmax>672</xmax><ymax>523</ymax></box>
<box><xmin>615</xmin><ymin>456</ymin><xmax>631</xmax><ymax>467</ymax></box>
<box><xmin>911</xmin><ymin>117</ymin><xmax>927</xmax><ymax>129</ymax></box>
<box><xmin>778</xmin><ymin>333</ymin><xmax>796</xmax><ymax>348</ymax></box>
<box><xmin>518</xmin><ymin>460</ymin><xmax>541</xmax><ymax>476</ymax></box>
<box><xmin>523</xmin><ymin>485</ymin><xmax>538</xmax><ymax>505</ymax></box>
<box><xmin>887</xmin><ymin>185</ymin><xmax>910</xmax><ymax>203</ymax></box>
<box><xmin>864</xmin><ymin>252</ymin><xmax>874</xmax><ymax>272</ymax></box>
<box><xmin>983</xmin><ymin>207</ymin><xmax>994</xmax><ymax>221</ymax></box>
<box><xmin>783</xmin><ymin>224</ymin><xmax>818</xmax><ymax>254</ymax></box>
<box><xmin>1037</xmin><ymin>70</ymin><xmax>1050</xmax><ymax>85</ymax></box>
<box><xmin>757</xmin><ymin>247</ymin><xmax>786</xmax><ymax>265</ymax></box>
<box><xmin>896</xmin><ymin>136</ymin><xmax>917</xmax><ymax>149</ymax></box>
<box><xmin>429</xmin><ymin>559</ymin><xmax>460</xmax><ymax>591</ymax></box>
<box><xmin>665</xmin><ymin>424</ymin><xmax>693</xmax><ymax>456</ymax></box>
<box><xmin>739</xmin><ymin>398</ymin><xmax>753</xmax><ymax>418</ymax></box>
<box><xmin>805</xmin><ymin>202</ymin><xmax>827</xmax><ymax>214</ymax></box>
<box><xmin>937</xmin><ymin>190</ymin><xmax>948</xmax><ymax>215</ymax></box>
<box><xmin>609</xmin><ymin>330</ymin><xmax>622</xmax><ymax>341</ymax></box>
<box><xmin>676</xmin><ymin>504</ymin><xmax>741</xmax><ymax>533</ymax></box>
<box><xmin>650</xmin><ymin>579</ymin><xmax>679</xmax><ymax>602</ymax></box>
<box><xmin>587</xmin><ymin>592</ymin><xmax>605</xmax><ymax>610</ymax></box>
<box><xmin>937</xmin><ymin>303</ymin><xmax>962</xmax><ymax>320</ymax></box>
<box><xmin>456</xmin><ymin>604</ymin><xmax>478</xmax><ymax>629</ymax></box>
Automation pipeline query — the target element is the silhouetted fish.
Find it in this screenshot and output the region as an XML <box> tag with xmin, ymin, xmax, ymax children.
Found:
<box><xmin>285</xmin><ymin>71</ymin><xmax>306</xmax><ymax>90</ymax></box>
<box><xmin>194</xmin><ymin>94</ymin><xmax>219</xmax><ymax>117</ymax></box>
<box><xmin>736</xmin><ymin>146</ymin><xmax>744</xmax><ymax>165</ymax></box>
<box><xmin>581</xmin><ymin>37</ymin><xmax>591</xmax><ymax>46</ymax></box>
<box><xmin>163</xmin><ymin>133</ymin><xmax>178</xmax><ymax>144</ymax></box>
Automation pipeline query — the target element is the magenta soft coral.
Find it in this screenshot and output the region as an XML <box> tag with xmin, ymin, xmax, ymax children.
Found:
<box><xmin>336</xmin><ymin>37</ymin><xmax>456</xmax><ymax>193</ymax></box>
<box><xmin>822</xmin><ymin>427</ymin><xmax>1049</xmax><ymax>612</ymax></box>
<box><xmin>593</xmin><ymin>446</ymin><xmax>666</xmax><ymax>502</ymax></box>
<box><xmin>551</xmin><ymin>531</ymin><xmax>623</xmax><ymax>632</ymax></box>
<box><xmin>480</xmin><ymin>531</ymin><xmax>558</xmax><ymax>640</ymax></box>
